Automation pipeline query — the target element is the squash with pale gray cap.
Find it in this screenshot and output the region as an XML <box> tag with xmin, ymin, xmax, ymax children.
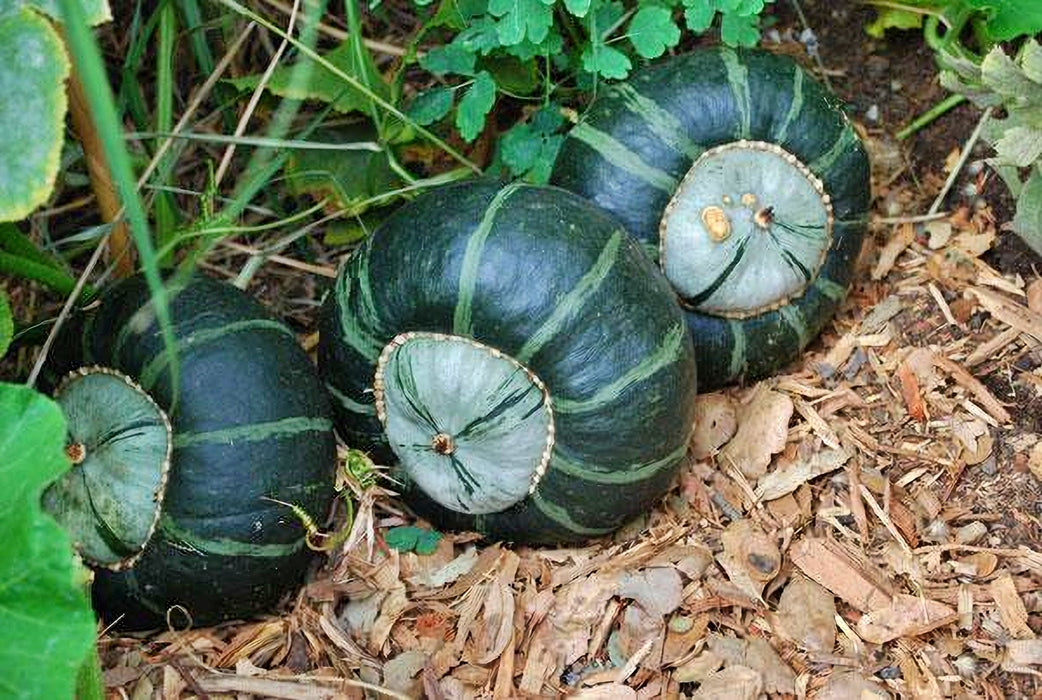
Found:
<box><xmin>551</xmin><ymin>47</ymin><xmax>871</xmax><ymax>389</ymax></box>
<box><xmin>44</xmin><ymin>274</ymin><xmax>337</xmax><ymax>629</ymax></box>
<box><xmin>318</xmin><ymin>180</ymin><xmax>697</xmax><ymax>544</ymax></box>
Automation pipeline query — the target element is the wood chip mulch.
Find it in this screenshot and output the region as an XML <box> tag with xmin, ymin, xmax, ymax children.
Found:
<box><xmin>97</xmin><ymin>142</ymin><xmax>1042</xmax><ymax>699</ymax></box>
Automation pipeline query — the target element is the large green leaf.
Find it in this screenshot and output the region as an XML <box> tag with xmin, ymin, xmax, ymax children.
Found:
<box><xmin>0</xmin><ymin>0</ymin><xmax>110</xmax><ymax>25</ymax></box>
<box><xmin>1013</xmin><ymin>167</ymin><xmax>1042</xmax><ymax>257</ymax></box>
<box><xmin>0</xmin><ymin>9</ymin><xmax>70</xmax><ymax>222</ymax></box>
<box><xmin>227</xmin><ymin>36</ymin><xmax>388</xmax><ymax>115</ymax></box>
<box><xmin>0</xmin><ymin>383</ymin><xmax>97</xmax><ymax>700</ymax></box>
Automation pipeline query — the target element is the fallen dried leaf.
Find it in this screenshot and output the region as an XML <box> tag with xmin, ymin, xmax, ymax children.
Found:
<box><xmin>719</xmin><ymin>386</ymin><xmax>793</xmax><ymax>479</ymax></box>
<box><xmin>717</xmin><ymin>520</ymin><xmax>780</xmax><ymax>600</ymax></box>
<box><xmin>690</xmin><ymin>393</ymin><xmax>738</xmax><ymax>459</ymax></box>
<box><xmin>706</xmin><ymin>635</ymin><xmax>796</xmax><ymax>694</ymax></box>
<box><xmin>755</xmin><ymin>446</ymin><xmax>850</xmax><ymax>501</ymax></box>
<box><xmin>774</xmin><ymin>575</ymin><xmax>837</xmax><ymax>653</ymax></box>
<box><xmin>815</xmin><ymin>670</ymin><xmax>891</xmax><ymax>699</ymax></box>
<box><xmin>691</xmin><ymin>665</ymin><xmax>763</xmax><ymax>700</ymax></box>
<box><xmin>855</xmin><ymin>594</ymin><xmax>956</xmax><ymax>644</ymax></box>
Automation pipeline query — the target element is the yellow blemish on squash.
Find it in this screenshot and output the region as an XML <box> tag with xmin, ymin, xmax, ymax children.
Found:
<box><xmin>741</xmin><ymin>193</ymin><xmax>757</xmax><ymax>207</ymax></box>
<box><xmin>701</xmin><ymin>206</ymin><xmax>731</xmax><ymax>242</ymax></box>
<box><xmin>721</xmin><ymin>194</ymin><xmax>733</xmax><ymax>205</ymax></box>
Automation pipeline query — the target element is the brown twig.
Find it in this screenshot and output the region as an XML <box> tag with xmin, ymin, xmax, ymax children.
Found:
<box><xmin>64</xmin><ymin>56</ymin><xmax>134</xmax><ymax>278</ymax></box>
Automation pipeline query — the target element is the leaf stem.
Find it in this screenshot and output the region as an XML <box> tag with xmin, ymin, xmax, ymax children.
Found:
<box><xmin>896</xmin><ymin>93</ymin><xmax>967</xmax><ymax>140</ymax></box>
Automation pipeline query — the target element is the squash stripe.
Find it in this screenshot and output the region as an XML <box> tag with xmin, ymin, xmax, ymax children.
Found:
<box><xmin>774</xmin><ymin>66</ymin><xmax>804</xmax><ymax>144</ymax></box>
<box><xmin>779</xmin><ymin>305</ymin><xmax>810</xmax><ymax>348</ymax></box>
<box><xmin>720</xmin><ymin>50</ymin><xmax>751</xmax><ymax>139</ymax></box>
<box><xmin>454</xmin><ymin>183</ymin><xmax>523</xmax><ymax>336</ymax></box>
<box><xmin>728</xmin><ymin>319</ymin><xmax>747</xmax><ymax>379</ymax></box>
<box><xmin>570</xmin><ymin>123</ymin><xmax>678</xmax><ymax>194</ymax></box>
<box><xmin>173</xmin><ymin>416</ymin><xmax>332</xmax><ymax>448</ymax></box>
<box><xmin>336</xmin><ymin>267</ymin><xmax>384</xmax><ymax>362</ymax></box>
<box><xmin>138</xmin><ymin>319</ymin><xmax>294</xmax><ymax>390</ymax></box>
<box><xmin>516</xmin><ymin>230</ymin><xmax>624</xmax><ymax>364</ymax></box>
<box><xmin>355</xmin><ymin>241</ymin><xmax>386</xmax><ymax>337</ymax></box>
<box><xmin>613</xmin><ymin>84</ymin><xmax>704</xmax><ymax>159</ymax></box>
<box><xmin>160</xmin><ymin>515</ymin><xmax>306</xmax><ymax>557</ymax></box>
<box><xmin>554</xmin><ymin>323</ymin><xmax>686</xmax><ymax>414</ymax></box>
<box><xmin>549</xmin><ymin>442</ymin><xmax>687</xmax><ymax>484</ymax></box>
<box><xmin>809</xmin><ymin>125</ymin><xmax>857</xmax><ymax>176</ymax></box>
<box><xmin>531</xmin><ymin>491</ymin><xmax>616</xmax><ymax>535</ymax></box>
<box><xmin>326</xmin><ymin>382</ymin><xmax>376</xmax><ymax>416</ymax></box>
<box><xmin>813</xmin><ymin>275</ymin><xmax>846</xmax><ymax>302</ymax></box>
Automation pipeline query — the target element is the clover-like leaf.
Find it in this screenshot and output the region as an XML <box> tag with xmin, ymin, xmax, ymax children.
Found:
<box><xmin>488</xmin><ymin>0</ymin><xmax>554</xmax><ymax>45</ymax></box>
<box><xmin>420</xmin><ymin>42</ymin><xmax>478</xmax><ymax>76</ymax></box>
<box><xmin>0</xmin><ymin>9</ymin><xmax>70</xmax><ymax>223</ymax></box>
<box><xmin>0</xmin><ymin>383</ymin><xmax>98</xmax><ymax>700</ymax></box>
<box><xmin>456</xmin><ymin>70</ymin><xmax>496</xmax><ymax>142</ymax></box>
<box><xmin>628</xmin><ymin>5</ymin><xmax>680</xmax><ymax>59</ymax></box>
<box><xmin>408</xmin><ymin>87</ymin><xmax>455</xmax><ymax>125</ymax></box>
<box><xmin>581</xmin><ymin>42</ymin><xmax>632</xmax><ymax>79</ymax></box>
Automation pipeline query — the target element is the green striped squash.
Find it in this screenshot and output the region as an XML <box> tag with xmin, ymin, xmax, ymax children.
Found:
<box><xmin>44</xmin><ymin>275</ymin><xmax>336</xmax><ymax>629</ymax></box>
<box><xmin>551</xmin><ymin>47</ymin><xmax>871</xmax><ymax>390</ymax></box>
<box><xmin>318</xmin><ymin>180</ymin><xmax>697</xmax><ymax>544</ymax></box>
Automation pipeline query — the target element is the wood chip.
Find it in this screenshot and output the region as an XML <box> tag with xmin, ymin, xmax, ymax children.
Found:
<box><xmin>791</xmin><ymin>397</ymin><xmax>841</xmax><ymax>448</ymax></box>
<box><xmin>932</xmin><ymin>353</ymin><xmax>1011</xmax><ymax>424</ymax></box>
<box><xmin>1006</xmin><ymin>639</ymin><xmax>1042</xmax><ymax>667</ymax></box>
<box><xmin>690</xmin><ymin>665</ymin><xmax>763</xmax><ymax>700</ymax></box>
<box><xmin>789</xmin><ymin>538</ymin><xmax>892</xmax><ymax>612</ymax></box>
<box><xmin>872</xmin><ymin>223</ymin><xmax>915</xmax><ymax>280</ymax></box>
<box><xmin>989</xmin><ymin>572</ymin><xmax>1036</xmax><ymax>640</ymax></box>
<box><xmin>970</xmin><ymin>286</ymin><xmax>1042</xmax><ymax>344</ymax></box>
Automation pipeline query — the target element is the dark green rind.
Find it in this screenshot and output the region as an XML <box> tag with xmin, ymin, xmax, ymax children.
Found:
<box><xmin>550</xmin><ymin>48</ymin><xmax>871</xmax><ymax>389</ymax></box>
<box><xmin>318</xmin><ymin>180</ymin><xmax>697</xmax><ymax>544</ymax></box>
<box><xmin>46</xmin><ymin>274</ymin><xmax>336</xmax><ymax>629</ymax></box>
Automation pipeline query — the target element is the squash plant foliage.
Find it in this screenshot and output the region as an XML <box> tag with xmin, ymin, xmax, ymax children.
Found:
<box><xmin>407</xmin><ymin>0</ymin><xmax>776</xmax><ymax>180</ymax></box>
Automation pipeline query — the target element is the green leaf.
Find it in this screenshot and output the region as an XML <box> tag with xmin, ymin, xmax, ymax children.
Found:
<box><xmin>564</xmin><ymin>0</ymin><xmax>591</xmax><ymax>17</ymax></box>
<box><xmin>0</xmin><ymin>289</ymin><xmax>11</xmax><ymax>359</ymax></box>
<box><xmin>0</xmin><ymin>0</ymin><xmax>111</xmax><ymax>25</ymax></box>
<box><xmin>864</xmin><ymin>7</ymin><xmax>923</xmax><ymax>38</ymax></box>
<box><xmin>720</xmin><ymin>9</ymin><xmax>760</xmax><ymax>46</ymax></box>
<box><xmin>0</xmin><ymin>383</ymin><xmax>97</xmax><ymax>700</ymax></box>
<box><xmin>965</xmin><ymin>0</ymin><xmax>1042</xmax><ymax>41</ymax></box>
<box><xmin>284</xmin><ymin>127</ymin><xmax>402</xmax><ymax>216</ymax></box>
<box><xmin>457</xmin><ymin>17</ymin><xmax>501</xmax><ymax>54</ymax></box>
<box><xmin>456</xmin><ymin>70</ymin><xmax>496</xmax><ymax>141</ymax></box>
<box><xmin>484</xmin><ymin>54</ymin><xmax>540</xmax><ymax>94</ymax></box>
<box><xmin>226</xmin><ymin>36</ymin><xmax>388</xmax><ymax>114</ymax></box>
<box><xmin>501</xmin><ymin>123</ymin><xmax>543</xmax><ymax>173</ymax></box>
<box><xmin>421</xmin><ymin>42</ymin><xmax>477</xmax><ymax>76</ymax></box>
<box><xmin>581</xmin><ymin>42</ymin><xmax>632</xmax><ymax>79</ymax></box>
<box><xmin>628</xmin><ymin>5</ymin><xmax>680</xmax><ymax>59</ymax></box>
<box><xmin>408</xmin><ymin>87</ymin><xmax>455</xmax><ymax>125</ymax></box>
<box><xmin>504</xmin><ymin>30</ymin><xmax>563</xmax><ymax>61</ymax></box>
<box><xmin>385</xmin><ymin>525</ymin><xmax>443</xmax><ymax>554</ymax></box>
<box><xmin>683</xmin><ymin>0</ymin><xmax>716</xmax><ymax>31</ymax></box>
<box><xmin>488</xmin><ymin>0</ymin><xmax>554</xmax><ymax>45</ymax></box>
<box><xmin>0</xmin><ymin>9</ymin><xmax>70</xmax><ymax>222</ymax></box>
<box><xmin>1013</xmin><ymin>167</ymin><xmax>1042</xmax><ymax>257</ymax></box>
